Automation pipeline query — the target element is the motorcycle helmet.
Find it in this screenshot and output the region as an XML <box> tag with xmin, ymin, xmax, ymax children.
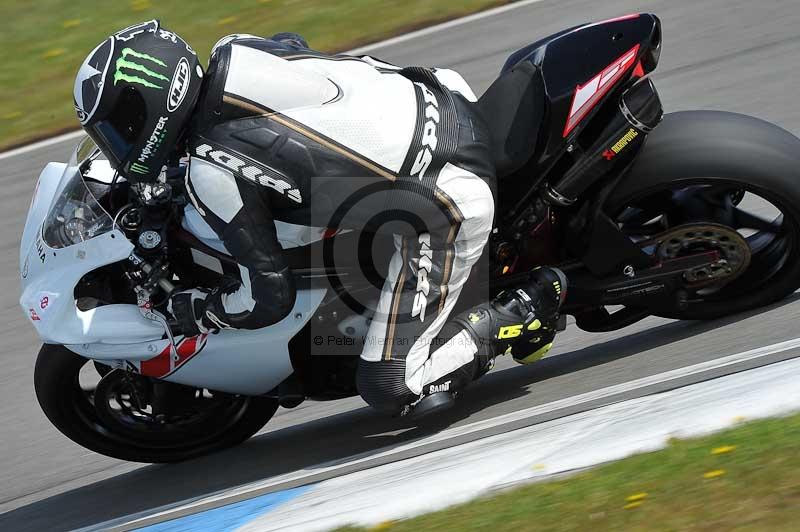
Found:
<box><xmin>73</xmin><ymin>20</ymin><xmax>203</xmax><ymax>182</ymax></box>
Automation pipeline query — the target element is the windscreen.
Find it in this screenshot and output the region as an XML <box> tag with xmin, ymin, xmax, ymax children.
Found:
<box><xmin>42</xmin><ymin>140</ymin><xmax>114</xmax><ymax>249</ymax></box>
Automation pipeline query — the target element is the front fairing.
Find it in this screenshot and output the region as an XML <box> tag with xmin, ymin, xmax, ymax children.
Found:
<box><xmin>19</xmin><ymin>139</ymin><xmax>164</xmax><ymax>346</ymax></box>
<box><xmin>19</xmin><ymin>138</ymin><xmax>324</xmax><ymax>396</ymax></box>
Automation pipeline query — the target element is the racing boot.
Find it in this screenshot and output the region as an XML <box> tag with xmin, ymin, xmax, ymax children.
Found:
<box><xmin>408</xmin><ymin>267</ymin><xmax>567</xmax><ymax>418</ymax></box>
<box><xmin>453</xmin><ymin>266</ymin><xmax>568</xmax><ymax>369</ymax></box>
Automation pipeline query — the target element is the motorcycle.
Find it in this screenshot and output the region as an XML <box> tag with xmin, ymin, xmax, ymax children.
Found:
<box><xmin>23</xmin><ymin>13</ymin><xmax>800</xmax><ymax>463</ymax></box>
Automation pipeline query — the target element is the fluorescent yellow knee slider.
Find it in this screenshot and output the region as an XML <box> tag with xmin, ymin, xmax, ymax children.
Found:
<box><xmin>515</xmin><ymin>342</ymin><xmax>553</xmax><ymax>365</ymax></box>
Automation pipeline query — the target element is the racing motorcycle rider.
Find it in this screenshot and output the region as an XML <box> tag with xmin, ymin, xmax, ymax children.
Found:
<box><xmin>73</xmin><ymin>20</ymin><xmax>568</xmax><ymax>415</ymax></box>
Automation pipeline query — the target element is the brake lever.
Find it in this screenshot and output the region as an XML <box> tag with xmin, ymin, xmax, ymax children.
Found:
<box><xmin>130</xmin><ymin>253</ymin><xmax>181</xmax><ymax>360</ymax></box>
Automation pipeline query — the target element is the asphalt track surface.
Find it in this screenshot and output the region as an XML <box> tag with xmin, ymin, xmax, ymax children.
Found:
<box><xmin>2</xmin><ymin>1</ymin><xmax>800</xmax><ymax>530</ymax></box>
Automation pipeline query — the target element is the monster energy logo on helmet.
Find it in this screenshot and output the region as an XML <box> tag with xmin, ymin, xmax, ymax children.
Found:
<box><xmin>130</xmin><ymin>162</ymin><xmax>149</xmax><ymax>175</ymax></box>
<box><xmin>114</xmin><ymin>48</ymin><xmax>169</xmax><ymax>89</ymax></box>
<box><xmin>137</xmin><ymin>115</ymin><xmax>169</xmax><ymax>164</ymax></box>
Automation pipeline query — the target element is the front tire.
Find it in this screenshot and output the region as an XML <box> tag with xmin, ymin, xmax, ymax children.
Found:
<box><xmin>35</xmin><ymin>345</ymin><xmax>278</xmax><ymax>463</ymax></box>
<box><xmin>607</xmin><ymin>111</ymin><xmax>800</xmax><ymax>319</ymax></box>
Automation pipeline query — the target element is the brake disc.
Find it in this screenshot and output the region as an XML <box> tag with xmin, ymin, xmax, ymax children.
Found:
<box><xmin>93</xmin><ymin>369</ymin><xmax>160</xmax><ymax>437</ymax></box>
<box><xmin>654</xmin><ymin>223</ymin><xmax>751</xmax><ymax>287</ymax></box>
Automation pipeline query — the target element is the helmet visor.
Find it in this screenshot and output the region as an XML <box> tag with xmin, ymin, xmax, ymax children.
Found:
<box><xmin>87</xmin><ymin>119</ymin><xmax>132</xmax><ymax>168</ymax></box>
<box><xmin>85</xmin><ymin>87</ymin><xmax>147</xmax><ymax>171</ymax></box>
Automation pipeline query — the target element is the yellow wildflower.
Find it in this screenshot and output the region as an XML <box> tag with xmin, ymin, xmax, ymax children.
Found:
<box><xmin>711</xmin><ymin>445</ymin><xmax>736</xmax><ymax>455</ymax></box>
<box><xmin>42</xmin><ymin>48</ymin><xmax>66</xmax><ymax>59</ymax></box>
<box><xmin>131</xmin><ymin>0</ymin><xmax>152</xmax><ymax>12</ymax></box>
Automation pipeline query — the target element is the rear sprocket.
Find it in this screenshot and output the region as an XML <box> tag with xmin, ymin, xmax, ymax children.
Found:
<box><xmin>654</xmin><ymin>223</ymin><xmax>751</xmax><ymax>288</ymax></box>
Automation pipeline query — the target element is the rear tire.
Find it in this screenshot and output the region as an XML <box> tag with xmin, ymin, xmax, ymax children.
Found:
<box><xmin>35</xmin><ymin>344</ymin><xmax>278</xmax><ymax>463</ymax></box>
<box><xmin>607</xmin><ymin>111</ymin><xmax>800</xmax><ymax>319</ymax></box>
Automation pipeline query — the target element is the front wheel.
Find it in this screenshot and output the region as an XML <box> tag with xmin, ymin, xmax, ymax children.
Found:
<box><xmin>35</xmin><ymin>345</ymin><xmax>278</xmax><ymax>463</ymax></box>
<box><xmin>606</xmin><ymin>111</ymin><xmax>800</xmax><ymax>320</ymax></box>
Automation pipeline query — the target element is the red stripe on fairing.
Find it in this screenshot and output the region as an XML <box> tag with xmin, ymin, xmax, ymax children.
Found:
<box><xmin>140</xmin><ymin>334</ymin><xmax>209</xmax><ymax>378</ymax></box>
<box><xmin>177</xmin><ymin>336</ymin><xmax>198</xmax><ymax>360</ymax></box>
<box><xmin>140</xmin><ymin>348</ymin><xmax>170</xmax><ymax>377</ymax></box>
<box><xmin>562</xmin><ymin>44</ymin><xmax>640</xmax><ymax>137</ymax></box>
<box><xmin>633</xmin><ymin>60</ymin><xmax>646</xmax><ymax>78</ymax></box>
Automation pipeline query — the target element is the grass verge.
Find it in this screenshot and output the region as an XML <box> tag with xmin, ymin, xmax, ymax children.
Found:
<box><xmin>0</xmin><ymin>0</ymin><xmax>508</xmax><ymax>150</ymax></box>
<box><xmin>338</xmin><ymin>412</ymin><xmax>800</xmax><ymax>532</ymax></box>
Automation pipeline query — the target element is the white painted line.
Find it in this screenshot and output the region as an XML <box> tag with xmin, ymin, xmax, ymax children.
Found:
<box><xmin>0</xmin><ymin>130</ymin><xmax>84</xmax><ymax>162</ymax></box>
<box><xmin>245</xmin><ymin>356</ymin><xmax>800</xmax><ymax>532</ymax></box>
<box><xmin>108</xmin><ymin>336</ymin><xmax>800</xmax><ymax>530</ymax></box>
<box><xmin>0</xmin><ymin>0</ymin><xmax>552</xmax><ymax>160</ymax></box>
<box><xmin>347</xmin><ymin>0</ymin><xmax>550</xmax><ymax>55</ymax></box>
<box><xmin>424</xmin><ymin>335</ymin><xmax>800</xmax><ymax>443</ymax></box>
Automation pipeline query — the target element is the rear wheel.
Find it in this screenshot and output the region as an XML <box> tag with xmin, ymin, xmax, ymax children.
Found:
<box><xmin>35</xmin><ymin>345</ymin><xmax>278</xmax><ymax>463</ymax></box>
<box><xmin>606</xmin><ymin>111</ymin><xmax>800</xmax><ymax>319</ymax></box>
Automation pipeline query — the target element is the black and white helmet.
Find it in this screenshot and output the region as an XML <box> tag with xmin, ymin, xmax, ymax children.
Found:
<box><xmin>73</xmin><ymin>20</ymin><xmax>203</xmax><ymax>182</ymax></box>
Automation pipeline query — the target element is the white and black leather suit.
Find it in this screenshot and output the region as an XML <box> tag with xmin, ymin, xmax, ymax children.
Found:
<box><xmin>180</xmin><ymin>33</ymin><xmax>497</xmax><ymax>413</ymax></box>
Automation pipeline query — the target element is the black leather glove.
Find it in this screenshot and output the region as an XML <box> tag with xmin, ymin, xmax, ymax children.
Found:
<box><xmin>269</xmin><ymin>32</ymin><xmax>309</xmax><ymax>48</ymax></box>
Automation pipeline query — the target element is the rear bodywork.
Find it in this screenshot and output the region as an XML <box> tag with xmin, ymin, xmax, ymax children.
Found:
<box><xmin>504</xmin><ymin>13</ymin><xmax>662</xmax><ymax>165</ymax></box>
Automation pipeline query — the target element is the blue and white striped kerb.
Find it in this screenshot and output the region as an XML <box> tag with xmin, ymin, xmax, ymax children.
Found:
<box><xmin>136</xmin><ymin>486</ymin><xmax>312</xmax><ymax>532</ymax></box>
<box><xmin>105</xmin><ymin>343</ymin><xmax>800</xmax><ymax>532</ymax></box>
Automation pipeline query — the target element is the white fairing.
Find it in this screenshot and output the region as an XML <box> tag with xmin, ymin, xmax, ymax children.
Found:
<box><xmin>20</xmin><ymin>162</ymin><xmax>163</xmax><ymax>346</ymax></box>
<box><xmin>142</xmin><ymin>289</ymin><xmax>324</xmax><ymax>395</ymax></box>
<box><xmin>20</xmin><ymin>153</ymin><xmax>327</xmax><ymax>396</ymax></box>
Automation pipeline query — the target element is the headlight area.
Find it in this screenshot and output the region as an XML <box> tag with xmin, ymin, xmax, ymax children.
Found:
<box><xmin>42</xmin><ymin>169</ymin><xmax>114</xmax><ymax>249</ymax></box>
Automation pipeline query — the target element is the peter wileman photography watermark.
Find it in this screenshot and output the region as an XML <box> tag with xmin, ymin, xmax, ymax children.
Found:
<box><xmin>302</xmin><ymin>175</ymin><xmax>490</xmax><ymax>355</ymax></box>
<box><xmin>311</xmin><ymin>331</ymin><xmax>479</xmax><ymax>348</ymax></box>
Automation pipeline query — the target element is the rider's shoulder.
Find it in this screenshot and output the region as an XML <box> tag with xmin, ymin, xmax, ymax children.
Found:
<box><xmin>211</xmin><ymin>33</ymin><xmax>313</xmax><ymax>62</ymax></box>
<box><xmin>210</xmin><ymin>34</ymin><xmax>263</xmax><ymax>57</ymax></box>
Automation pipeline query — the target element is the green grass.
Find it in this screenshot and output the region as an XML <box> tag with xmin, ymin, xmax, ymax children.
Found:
<box><xmin>338</xmin><ymin>413</ymin><xmax>800</xmax><ymax>532</ymax></box>
<box><xmin>0</xmin><ymin>0</ymin><xmax>507</xmax><ymax>150</ymax></box>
